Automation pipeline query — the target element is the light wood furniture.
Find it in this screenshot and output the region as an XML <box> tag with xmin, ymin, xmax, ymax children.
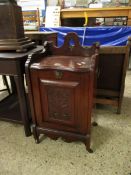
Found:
<box><xmin>22</xmin><ymin>8</ymin><xmax>40</xmax><ymax>31</ymax></box>
<box><xmin>61</xmin><ymin>7</ymin><xmax>131</xmax><ymax>26</ymax></box>
<box><xmin>26</xmin><ymin>32</ymin><xmax>99</xmax><ymax>152</ymax></box>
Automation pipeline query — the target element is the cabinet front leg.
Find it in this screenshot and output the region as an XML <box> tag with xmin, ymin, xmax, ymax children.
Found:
<box><xmin>117</xmin><ymin>98</ymin><xmax>122</xmax><ymax>114</ymax></box>
<box><xmin>92</xmin><ymin>121</ymin><xmax>98</xmax><ymax>127</ymax></box>
<box><xmin>85</xmin><ymin>137</ymin><xmax>93</xmax><ymax>153</ymax></box>
<box><xmin>32</xmin><ymin>125</ymin><xmax>40</xmax><ymax>144</ymax></box>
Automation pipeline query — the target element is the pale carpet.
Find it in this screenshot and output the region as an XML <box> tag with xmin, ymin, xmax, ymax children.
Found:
<box><xmin>0</xmin><ymin>72</ymin><xmax>131</xmax><ymax>175</ymax></box>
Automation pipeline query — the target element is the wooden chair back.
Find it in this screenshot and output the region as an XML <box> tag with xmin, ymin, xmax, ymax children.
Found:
<box><xmin>22</xmin><ymin>8</ymin><xmax>40</xmax><ymax>31</ymax></box>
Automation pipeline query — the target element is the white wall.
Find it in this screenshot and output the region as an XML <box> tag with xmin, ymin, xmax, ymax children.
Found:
<box><xmin>17</xmin><ymin>0</ymin><xmax>45</xmax><ymax>11</ymax></box>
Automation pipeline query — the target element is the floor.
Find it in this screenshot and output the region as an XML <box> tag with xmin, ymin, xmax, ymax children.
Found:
<box><xmin>0</xmin><ymin>72</ymin><xmax>131</xmax><ymax>175</ymax></box>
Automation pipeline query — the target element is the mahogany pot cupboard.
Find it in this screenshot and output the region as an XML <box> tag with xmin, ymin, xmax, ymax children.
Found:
<box><xmin>25</xmin><ymin>32</ymin><xmax>99</xmax><ymax>152</ymax></box>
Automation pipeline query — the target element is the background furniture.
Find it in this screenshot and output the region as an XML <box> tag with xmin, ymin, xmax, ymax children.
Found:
<box><xmin>22</xmin><ymin>8</ymin><xmax>40</xmax><ymax>31</ymax></box>
<box><xmin>0</xmin><ymin>1</ymin><xmax>34</xmax><ymax>52</ymax></box>
<box><xmin>61</xmin><ymin>7</ymin><xmax>131</xmax><ymax>26</ymax></box>
<box><xmin>96</xmin><ymin>38</ymin><xmax>131</xmax><ymax>113</ymax></box>
<box><xmin>0</xmin><ymin>46</ymin><xmax>43</xmax><ymax>136</ymax></box>
<box><xmin>26</xmin><ymin>32</ymin><xmax>99</xmax><ymax>152</ymax></box>
<box><xmin>25</xmin><ymin>31</ymin><xmax>58</xmax><ymax>46</ymax></box>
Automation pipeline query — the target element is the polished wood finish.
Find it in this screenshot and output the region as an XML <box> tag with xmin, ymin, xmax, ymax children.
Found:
<box><xmin>26</xmin><ymin>32</ymin><xmax>99</xmax><ymax>152</ymax></box>
<box><xmin>61</xmin><ymin>7</ymin><xmax>131</xmax><ymax>26</ymax></box>
<box><xmin>95</xmin><ymin>38</ymin><xmax>131</xmax><ymax>113</ymax></box>
<box><xmin>25</xmin><ymin>31</ymin><xmax>58</xmax><ymax>46</ymax></box>
<box><xmin>0</xmin><ymin>3</ymin><xmax>24</xmax><ymax>39</ymax></box>
<box><xmin>0</xmin><ymin>46</ymin><xmax>43</xmax><ymax>136</ymax></box>
<box><xmin>0</xmin><ymin>2</ymin><xmax>35</xmax><ymax>52</ymax></box>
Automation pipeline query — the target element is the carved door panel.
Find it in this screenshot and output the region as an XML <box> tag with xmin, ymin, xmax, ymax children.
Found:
<box><xmin>38</xmin><ymin>79</ymin><xmax>81</xmax><ymax>132</ymax></box>
<box><xmin>31</xmin><ymin>69</ymin><xmax>89</xmax><ymax>133</ymax></box>
<box><xmin>40</xmin><ymin>79</ymin><xmax>77</xmax><ymax>121</ymax></box>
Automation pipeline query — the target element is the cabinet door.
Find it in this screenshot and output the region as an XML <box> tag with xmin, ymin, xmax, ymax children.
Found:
<box><xmin>40</xmin><ymin>79</ymin><xmax>78</xmax><ymax>125</ymax></box>
<box><xmin>31</xmin><ymin>70</ymin><xmax>89</xmax><ymax>134</ymax></box>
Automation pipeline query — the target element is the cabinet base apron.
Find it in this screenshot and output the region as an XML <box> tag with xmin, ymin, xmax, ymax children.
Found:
<box><xmin>32</xmin><ymin>125</ymin><xmax>93</xmax><ymax>153</ymax></box>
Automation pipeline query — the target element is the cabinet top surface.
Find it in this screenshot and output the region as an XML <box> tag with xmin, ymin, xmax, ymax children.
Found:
<box><xmin>31</xmin><ymin>55</ymin><xmax>96</xmax><ymax>72</ymax></box>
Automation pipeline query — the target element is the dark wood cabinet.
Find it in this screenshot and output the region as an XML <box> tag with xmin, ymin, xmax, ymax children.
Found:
<box><xmin>95</xmin><ymin>39</ymin><xmax>131</xmax><ymax>114</ymax></box>
<box><xmin>25</xmin><ymin>32</ymin><xmax>58</xmax><ymax>46</ymax></box>
<box><xmin>31</xmin><ymin>69</ymin><xmax>93</xmax><ymax>134</ymax></box>
<box><xmin>26</xmin><ymin>32</ymin><xmax>99</xmax><ymax>152</ymax></box>
<box><xmin>0</xmin><ymin>2</ymin><xmax>34</xmax><ymax>52</ymax></box>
